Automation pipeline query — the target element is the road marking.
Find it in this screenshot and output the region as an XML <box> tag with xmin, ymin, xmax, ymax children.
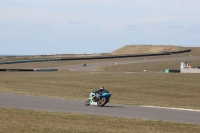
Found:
<box><xmin>125</xmin><ymin>72</ymin><xmax>133</xmax><ymax>73</ymax></box>
<box><xmin>140</xmin><ymin>105</ymin><xmax>200</xmax><ymax>112</ymax></box>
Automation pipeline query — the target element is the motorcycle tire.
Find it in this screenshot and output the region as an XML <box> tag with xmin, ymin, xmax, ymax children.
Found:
<box><xmin>97</xmin><ymin>98</ymin><xmax>107</xmax><ymax>107</ymax></box>
<box><xmin>85</xmin><ymin>99</ymin><xmax>90</xmax><ymax>106</ymax></box>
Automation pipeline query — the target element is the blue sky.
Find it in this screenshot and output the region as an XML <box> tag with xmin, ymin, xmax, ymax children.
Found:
<box><xmin>1</xmin><ymin>0</ymin><xmax>200</xmax><ymax>55</ymax></box>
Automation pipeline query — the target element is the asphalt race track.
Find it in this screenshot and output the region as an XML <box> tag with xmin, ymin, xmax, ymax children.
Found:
<box><xmin>1</xmin><ymin>92</ymin><xmax>200</xmax><ymax>124</ymax></box>
<box><xmin>53</xmin><ymin>56</ymin><xmax>200</xmax><ymax>71</ymax></box>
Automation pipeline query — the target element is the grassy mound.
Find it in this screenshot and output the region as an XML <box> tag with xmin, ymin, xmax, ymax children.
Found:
<box><xmin>0</xmin><ymin>45</ymin><xmax>190</xmax><ymax>61</ymax></box>
<box><xmin>111</xmin><ymin>45</ymin><xmax>189</xmax><ymax>55</ymax></box>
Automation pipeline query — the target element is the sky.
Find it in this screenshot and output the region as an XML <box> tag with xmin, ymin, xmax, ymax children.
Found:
<box><xmin>0</xmin><ymin>0</ymin><xmax>200</xmax><ymax>55</ymax></box>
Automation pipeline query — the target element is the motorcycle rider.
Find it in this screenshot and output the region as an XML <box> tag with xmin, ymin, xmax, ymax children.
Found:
<box><xmin>92</xmin><ymin>86</ymin><xmax>109</xmax><ymax>102</ymax></box>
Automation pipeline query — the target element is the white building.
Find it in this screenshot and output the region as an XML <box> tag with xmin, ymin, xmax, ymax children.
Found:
<box><xmin>180</xmin><ymin>62</ymin><xmax>200</xmax><ymax>73</ymax></box>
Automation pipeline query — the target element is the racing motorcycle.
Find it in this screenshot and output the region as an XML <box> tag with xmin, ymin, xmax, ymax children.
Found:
<box><xmin>85</xmin><ymin>92</ymin><xmax>111</xmax><ymax>107</ymax></box>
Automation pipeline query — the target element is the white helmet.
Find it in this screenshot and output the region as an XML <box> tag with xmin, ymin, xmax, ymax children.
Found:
<box><xmin>100</xmin><ymin>86</ymin><xmax>104</xmax><ymax>90</ymax></box>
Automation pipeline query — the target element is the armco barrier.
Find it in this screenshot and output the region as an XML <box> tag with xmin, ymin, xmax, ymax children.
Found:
<box><xmin>0</xmin><ymin>69</ymin><xmax>34</xmax><ymax>71</ymax></box>
<box><xmin>169</xmin><ymin>70</ymin><xmax>180</xmax><ymax>73</ymax></box>
<box><xmin>165</xmin><ymin>69</ymin><xmax>180</xmax><ymax>73</ymax></box>
<box><xmin>0</xmin><ymin>58</ymin><xmax>61</xmax><ymax>65</ymax></box>
<box><xmin>0</xmin><ymin>69</ymin><xmax>58</xmax><ymax>72</ymax></box>
<box><xmin>34</xmin><ymin>69</ymin><xmax>58</xmax><ymax>72</ymax></box>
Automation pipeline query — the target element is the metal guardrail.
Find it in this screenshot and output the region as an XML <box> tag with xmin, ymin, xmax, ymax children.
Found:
<box><xmin>165</xmin><ymin>69</ymin><xmax>180</xmax><ymax>73</ymax></box>
<box><xmin>0</xmin><ymin>69</ymin><xmax>58</xmax><ymax>72</ymax></box>
<box><xmin>0</xmin><ymin>58</ymin><xmax>61</xmax><ymax>65</ymax></box>
<box><xmin>34</xmin><ymin>69</ymin><xmax>58</xmax><ymax>72</ymax></box>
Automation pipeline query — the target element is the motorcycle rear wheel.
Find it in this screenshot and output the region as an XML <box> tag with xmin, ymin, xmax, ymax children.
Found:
<box><xmin>85</xmin><ymin>99</ymin><xmax>90</xmax><ymax>106</ymax></box>
<box><xmin>97</xmin><ymin>98</ymin><xmax>107</xmax><ymax>107</ymax></box>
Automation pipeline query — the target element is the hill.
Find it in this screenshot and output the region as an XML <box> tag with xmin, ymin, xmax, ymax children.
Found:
<box><xmin>0</xmin><ymin>45</ymin><xmax>191</xmax><ymax>61</ymax></box>
<box><xmin>111</xmin><ymin>45</ymin><xmax>189</xmax><ymax>55</ymax></box>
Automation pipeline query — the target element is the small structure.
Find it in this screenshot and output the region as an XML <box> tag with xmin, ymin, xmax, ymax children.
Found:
<box><xmin>180</xmin><ymin>62</ymin><xmax>190</xmax><ymax>69</ymax></box>
<box><xmin>180</xmin><ymin>62</ymin><xmax>200</xmax><ymax>73</ymax></box>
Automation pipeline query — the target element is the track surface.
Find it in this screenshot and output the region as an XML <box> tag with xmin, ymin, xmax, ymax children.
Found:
<box><xmin>54</xmin><ymin>56</ymin><xmax>200</xmax><ymax>71</ymax></box>
<box><xmin>1</xmin><ymin>92</ymin><xmax>200</xmax><ymax>124</ymax></box>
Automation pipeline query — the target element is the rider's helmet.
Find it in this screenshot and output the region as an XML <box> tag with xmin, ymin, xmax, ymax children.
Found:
<box><xmin>100</xmin><ymin>86</ymin><xmax>104</xmax><ymax>90</ymax></box>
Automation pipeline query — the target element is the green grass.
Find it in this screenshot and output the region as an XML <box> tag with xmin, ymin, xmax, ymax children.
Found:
<box><xmin>1</xmin><ymin>108</ymin><xmax>200</xmax><ymax>133</ymax></box>
<box><xmin>0</xmin><ymin>71</ymin><xmax>200</xmax><ymax>109</ymax></box>
<box><xmin>96</xmin><ymin>58</ymin><xmax>200</xmax><ymax>72</ymax></box>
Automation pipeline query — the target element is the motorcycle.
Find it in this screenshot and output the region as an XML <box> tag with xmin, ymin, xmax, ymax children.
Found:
<box><xmin>85</xmin><ymin>92</ymin><xmax>111</xmax><ymax>107</ymax></box>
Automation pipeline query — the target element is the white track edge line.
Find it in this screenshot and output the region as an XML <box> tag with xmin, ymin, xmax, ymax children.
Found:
<box><xmin>140</xmin><ymin>105</ymin><xmax>200</xmax><ymax>112</ymax></box>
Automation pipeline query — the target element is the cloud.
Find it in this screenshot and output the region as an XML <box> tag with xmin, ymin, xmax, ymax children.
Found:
<box><xmin>76</xmin><ymin>21</ymin><xmax>83</xmax><ymax>24</ymax></box>
<box><xmin>167</xmin><ymin>25</ymin><xmax>183</xmax><ymax>29</ymax></box>
<box><xmin>67</xmin><ymin>20</ymin><xmax>83</xmax><ymax>24</ymax></box>
<box><xmin>126</xmin><ymin>25</ymin><xmax>138</xmax><ymax>31</ymax></box>
<box><xmin>95</xmin><ymin>26</ymin><xmax>100</xmax><ymax>28</ymax></box>
<box><xmin>142</xmin><ymin>22</ymin><xmax>147</xmax><ymax>25</ymax></box>
<box><xmin>67</xmin><ymin>20</ymin><xmax>76</xmax><ymax>24</ymax></box>
<box><xmin>186</xmin><ymin>26</ymin><xmax>200</xmax><ymax>33</ymax></box>
<box><xmin>152</xmin><ymin>23</ymin><xmax>159</xmax><ymax>26</ymax></box>
<box><xmin>1</xmin><ymin>0</ymin><xmax>200</xmax><ymax>30</ymax></box>
<box><xmin>35</xmin><ymin>23</ymin><xmax>51</xmax><ymax>27</ymax></box>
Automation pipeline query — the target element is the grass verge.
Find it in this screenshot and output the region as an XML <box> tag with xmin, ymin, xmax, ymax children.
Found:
<box><xmin>0</xmin><ymin>71</ymin><xmax>200</xmax><ymax>109</ymax></box>
<box><xmin>1</xmin><ymin>108</ymin><xmax>200</xmax><ymax>133</ymax></box>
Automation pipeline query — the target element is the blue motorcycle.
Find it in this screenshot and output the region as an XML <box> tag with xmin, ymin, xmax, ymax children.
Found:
<box><xmin>85</xmin><ymin>92</ymin><xmax>111</xmax><ymax>107</ymax></box>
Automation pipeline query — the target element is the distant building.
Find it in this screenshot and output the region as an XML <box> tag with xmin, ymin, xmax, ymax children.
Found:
<box><xmin>180</xmin><ymin>62</ymin><xmax>200</xmax><ymax>73</ymax></box>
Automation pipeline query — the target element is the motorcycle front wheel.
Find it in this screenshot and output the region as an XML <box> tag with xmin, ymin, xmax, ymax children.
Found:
<box><xmin>97</xmin><ymin>98</ymin><xmax>107</xmax><ymax>107</ymax></box>
<box><xmin>85</xmin><ymin>99</ymin><xmax>90</xmax><ymax>106</ymax></box>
